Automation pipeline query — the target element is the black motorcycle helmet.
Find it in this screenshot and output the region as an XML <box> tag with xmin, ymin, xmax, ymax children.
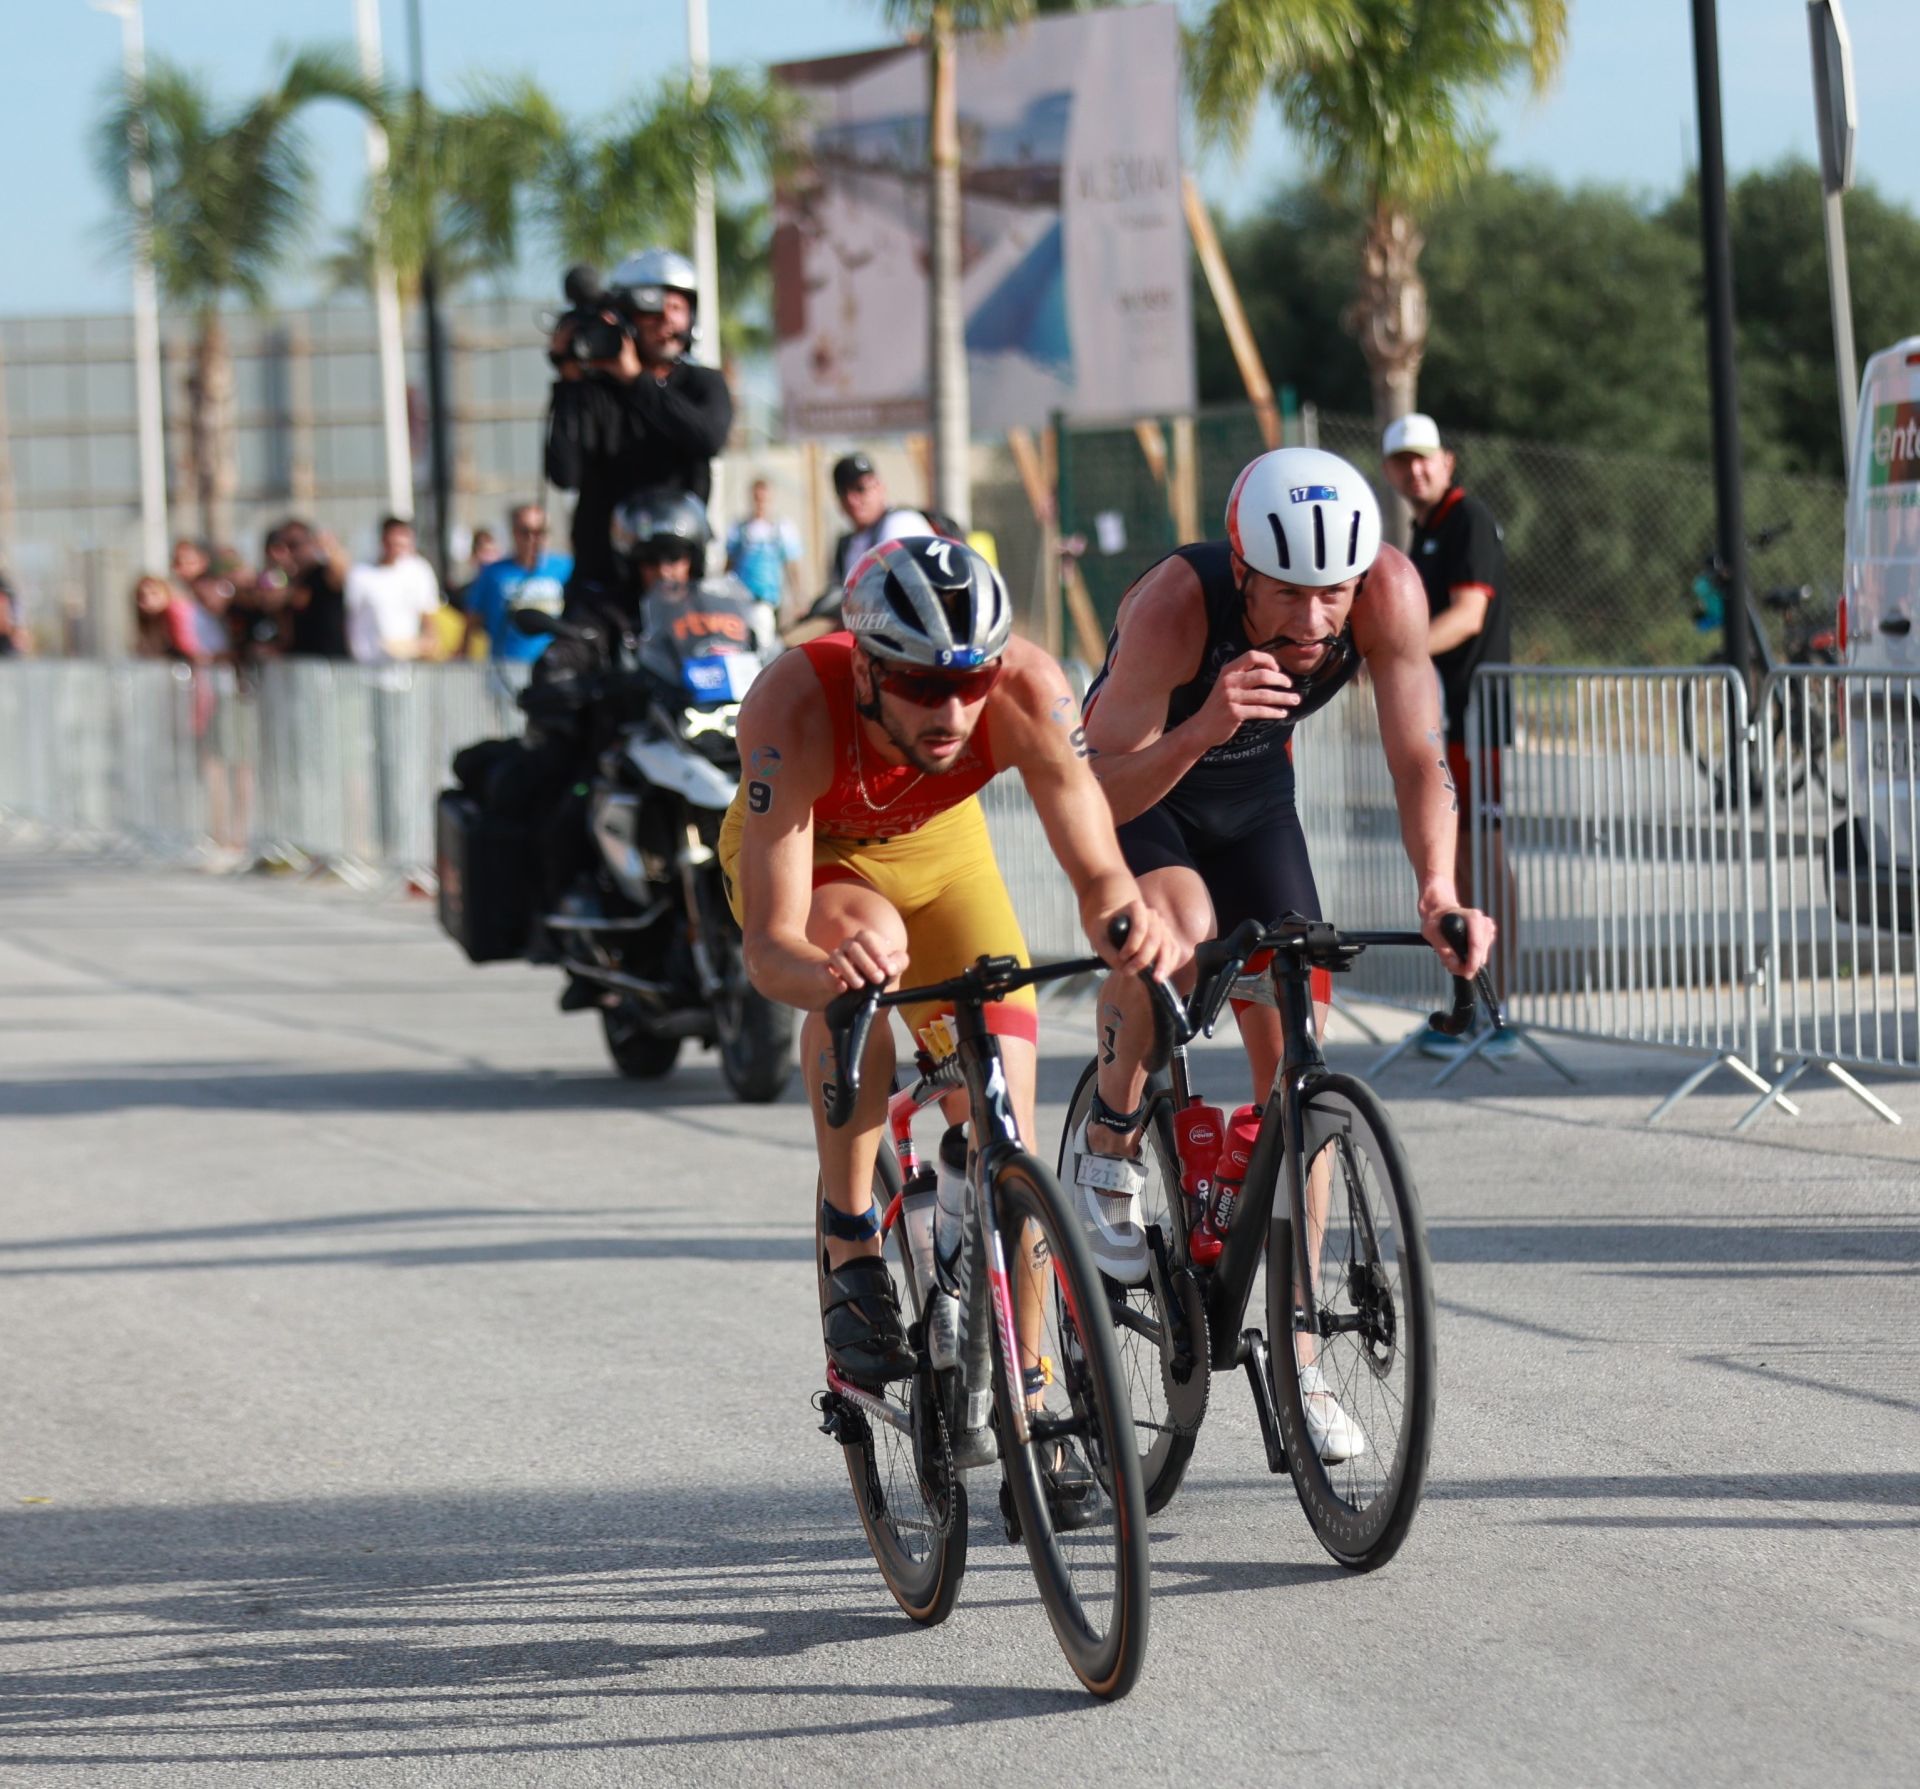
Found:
<box><xmin>610</xmin><ymin>489</ymin><xmax>710</xmax><ymax>582</ymax></box>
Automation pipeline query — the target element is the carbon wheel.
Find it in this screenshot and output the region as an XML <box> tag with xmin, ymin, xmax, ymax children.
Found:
<box><xmin>816</xmin><ymin>1152</ymin><xmax>966</xmax><ymax>1625</ymax></box>
<box><xmin>991</xmin><ymin>1153</ymin><xmax>1151</xmax><ymax>1700</ymax></box>
<box><xmin>1269</xmin><ymin>1075</ymin><xmax>1435</xmax><ymax>1572</ymax></box>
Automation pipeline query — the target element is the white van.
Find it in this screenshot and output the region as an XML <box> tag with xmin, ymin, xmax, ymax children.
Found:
<box><xmin>1836</xmin><ymin>335</ymin><xmax>1920</xmax><ymax>927</ymax></box>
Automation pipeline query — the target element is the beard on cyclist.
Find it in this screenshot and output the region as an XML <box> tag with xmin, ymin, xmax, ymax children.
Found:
<box><xmin>849</xmin><ymin>645</ymin><xmax>1002</xmax><ymax>775</ymax></box>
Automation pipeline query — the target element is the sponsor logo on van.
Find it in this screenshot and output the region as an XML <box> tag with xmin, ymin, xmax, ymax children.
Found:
<box><xmin>1869</xmin><ymin>401</ymin><xmax>1920</xmax><ymax>487</ymax></box>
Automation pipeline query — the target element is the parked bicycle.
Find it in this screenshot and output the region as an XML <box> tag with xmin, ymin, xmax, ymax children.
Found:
<box><xmin>1057</xmin><ymin>913</ymin><xmax>1498</xmax><ymax>1570</ymax></box>
<box><xmin>813</xmin><ymin>922</ymin><xmax>1184</xmax><ymax>1700</ymax></box>
<box><xmin>1683</xmin><ymin>520</ymin><xmax>1843</xmax><ymax>809</ymax></box>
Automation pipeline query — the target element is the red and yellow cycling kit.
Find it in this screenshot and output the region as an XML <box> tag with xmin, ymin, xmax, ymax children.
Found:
<box><xmin>719</xmin><ymin>632</ymin><xmax>1037</xmax><ymax>1050</ymax></box>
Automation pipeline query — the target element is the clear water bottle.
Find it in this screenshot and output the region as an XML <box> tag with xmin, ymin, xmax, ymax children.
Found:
<box><xmin>903</xmin><ymin>1163</ymin><xmax>960</xmax><ymax>1370</ymax></box>
<box><xmin>931</xmin><ymin>1123</ymin><xmax>969</xmax><ymax>1295</ymax></box>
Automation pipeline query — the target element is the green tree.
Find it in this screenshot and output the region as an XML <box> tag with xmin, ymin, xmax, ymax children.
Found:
<box><xmin>95</xmin><ymin>46</ymin><xmax>382</xmax><ymax>545</ymax></box>
<box><xmin>329</xmin><ymin>71</ymin><xmax>791</xmax><ymax>365</ymax></box>
<box><xmin>1661</xmin><ymin>160</ymin><xmax>1920</xmax><ymax>481</ymax></box>
<box><xmin>1191</xmin><ymin>0</ymin><xmax>1568</xmax><ymax>434</ymax></box>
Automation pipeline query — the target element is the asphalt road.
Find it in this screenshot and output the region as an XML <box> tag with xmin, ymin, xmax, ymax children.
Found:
<box><xmin>3</xmin><ymin>847</ymin><xmax>1917</xmax><ymax>1787</ymax></box>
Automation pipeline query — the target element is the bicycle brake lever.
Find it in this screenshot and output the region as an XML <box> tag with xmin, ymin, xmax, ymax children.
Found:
<box><xmin>822</xmin><ymin>983</ymin><xmax>882</xmax><ymax>1129</ymax></box>
<box><xmin>1428</xmin><ymin>912</ymin><xmax>1478</xmax><ymax>1037</ymax></box>
<box><xmin>1190</xmin><ymin>917</ymin><xmax>1264</xmax><ymax>1038</ymax></box>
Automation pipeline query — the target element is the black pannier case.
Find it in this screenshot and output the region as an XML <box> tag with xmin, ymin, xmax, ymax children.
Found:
<box><xmin>436</xmin><ymin>790</ymin><xmax>532</xmax><ymax>963</ymax></box>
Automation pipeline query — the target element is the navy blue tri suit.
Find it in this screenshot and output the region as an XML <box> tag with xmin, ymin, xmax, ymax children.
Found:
<box><xmin>1084</xmin><ymin>540</ymin><xmax>1361</xmax><ymax>937</ymax></box>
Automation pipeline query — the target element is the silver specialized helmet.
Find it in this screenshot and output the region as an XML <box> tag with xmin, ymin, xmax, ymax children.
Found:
<box><xmin>842</xmin><ymin>536</ymin><xmax>1012</xmax><ymax>669</ymax></box>
<box><xmin>610</xmin><ymin>247</ymin><xmax>699</xmax><ymax>318</ymax></box>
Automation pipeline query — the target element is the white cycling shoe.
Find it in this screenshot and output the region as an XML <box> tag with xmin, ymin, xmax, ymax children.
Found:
<box><xmin>1068</xmin><ymin>1118</ymin><xmax>1151</xmax><ymax>1284</ymax></box>
<box><xmin>1297</xmin><ymin>1362</ymin><xmax>1368</xmax><ymax>1464</ymax></box>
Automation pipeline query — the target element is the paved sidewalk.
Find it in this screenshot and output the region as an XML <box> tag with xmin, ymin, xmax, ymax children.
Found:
<box><xmin>2</xmin><ymin>847</ymin><xmax>1916</xmax><ymax>1787</ymax></box>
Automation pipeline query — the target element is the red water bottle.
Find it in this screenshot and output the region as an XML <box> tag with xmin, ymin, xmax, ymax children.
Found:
<box><xmin>1195</xmin><ymin>1104</ymin><xmax>1261</xmax><ymax>1264</ymax></box>
<box><xmin>1172</xmin><ymin>1097</ymin><xmax>1227</xmax><ymax>1266</ymax></box>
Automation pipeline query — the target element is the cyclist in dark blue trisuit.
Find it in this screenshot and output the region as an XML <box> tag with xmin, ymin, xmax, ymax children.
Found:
<box><xmin>1076</xmin><ymin>446</ymin><xmax>1496</xmax><ymax>1463</ymax></box>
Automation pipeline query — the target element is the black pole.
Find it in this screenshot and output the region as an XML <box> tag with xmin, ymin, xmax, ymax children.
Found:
<box><xmin>406</xmin><ymin>0</ymin><xmax>453</xmax><ymax>585</ymax></box>
<box><xmin>1690</xmin><ymin>0</ymin><xmax>1751</xmax><ymax>684</ymax></box>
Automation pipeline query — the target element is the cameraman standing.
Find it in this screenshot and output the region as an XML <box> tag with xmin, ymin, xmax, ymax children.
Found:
<box><xmin>545</xmin><ymin>249</ymin><xmax>733</xmax><ymax>586</ymax></box>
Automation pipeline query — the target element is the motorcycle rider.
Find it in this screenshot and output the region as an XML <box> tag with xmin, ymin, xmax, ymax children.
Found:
<box><xmin>482</xmin><ymin>490</ymin><xmax>715</xmax><ymax>958</ymax></box>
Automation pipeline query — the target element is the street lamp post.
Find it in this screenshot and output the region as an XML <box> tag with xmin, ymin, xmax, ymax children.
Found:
<box><xmin>354</xmin><ymin>0</ymin><xmax>415</xmax><ymax>520</ymax></box>
<box><xmin>94</xmin><ymin>0</ymin><xmax>170</xmax><ymax>577</ymax></box>
<box><xmin>687</xmin><ymin>0</ymin><xmax>724</xmax><ymax>563</ymax></box>
<box><xmin>1808</xmin><ymin>0</ymin><xmax>1861</xmax><ymax>475</ymax></box>
<box><xmin>1689</xmin><ymin>0</ymin><xmax>1752</xmax><ymax>686</ymax></box>
<box><xmin>405</xmin><ymin>0</ymin><xmax>454</xmax><ymax>584</ymax></box>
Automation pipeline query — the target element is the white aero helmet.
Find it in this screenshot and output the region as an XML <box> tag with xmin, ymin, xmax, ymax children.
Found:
<box><xmin>843</xmin><ymin>536</ymin><xmax>1012</xmax><ymax>669</ymax></box>
<box><xmin>1225</xmin><ymin>447</ymin><xmax>1382</xmax><ymax>587</ymax></box>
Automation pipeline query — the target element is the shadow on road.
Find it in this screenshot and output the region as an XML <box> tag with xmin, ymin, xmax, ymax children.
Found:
<box><xmin>0</xmin><ymin>1063</ymin><xmax>787</xmax><ymax>1120</ymax></box>
<box><xmin>0</xmin><ymin>1484</ymin><xmax>1089</xmax><ymax>1769</ymax></box>
<box><xmin>0</xmin><ymin>1202</ymin><xmax>813</xmax><ymax>1276</ymax></box>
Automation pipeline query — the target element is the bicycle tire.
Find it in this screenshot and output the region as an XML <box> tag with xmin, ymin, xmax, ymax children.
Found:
<box><xmin>1267</xmin><ymin>1074</ymin><xmax>1435</xmax><ymax>1572</ymax></box>
<box><xmin>1058</xmin><ymin>1060</ymin><xmax>1206</xmax><ymax>1513</ymax></box>
<box><xmin>816</xmin><ymin>1150</ymin><xmax>968</xmax><ymax>1625</ymax></box>
<box><xmin>990</xmin><ymin>1152</ymin><xmax>1151</xmax><ymax>1700</ymax></box>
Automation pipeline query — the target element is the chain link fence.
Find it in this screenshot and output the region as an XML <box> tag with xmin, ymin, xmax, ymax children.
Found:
<box><xmin>1055</xmin><ymin>403</ymin><xmax>1848</xmax><ymax>667</ymax></box>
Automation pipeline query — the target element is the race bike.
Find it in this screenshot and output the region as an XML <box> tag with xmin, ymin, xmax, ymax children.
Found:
<box><xmin>437</xmin><ymin>576</ymin><xmax>793</xmax><ymax>1103</ymax></box>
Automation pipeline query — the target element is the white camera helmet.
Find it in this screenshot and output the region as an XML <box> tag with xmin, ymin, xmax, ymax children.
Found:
<box><xmin>610</xmin><ymin>247</ymin><xmax>699</xmax><ymax>319</ymax></box>
<box><xmin>1225</xmin><ymin>447</ymin><xmax>1382</xmax><ymax>587</ymax></box>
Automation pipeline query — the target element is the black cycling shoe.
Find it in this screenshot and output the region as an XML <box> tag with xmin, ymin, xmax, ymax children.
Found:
<box><xmin>999</xmin><ymin>1435</ymin><xmax>1103</xmax><ymax>1540</ymax></box>
<box><xmin>821</xmin><ymin>1254</ymin><xmax>916</xmax><ymax>1387</ymax></box>
<box><xmin>1039</xmin><ymin>1436</ymin><xmax>1102</xmax><ymax>1532</ymax></box>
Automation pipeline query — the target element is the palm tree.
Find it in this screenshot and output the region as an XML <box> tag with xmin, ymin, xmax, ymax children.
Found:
<box><xmin>1191</xmin><ymin>0</ymin><xmax>1568</xmax><ymax>431</ymax></box>
<box><xmin>95</xmin><ymin>46</ymin><xmax>383</xmax><ymax>546</ymax></box>
<box><xmin>331</xmin><ymin>72</ymin><xmax>789</xmax><ymax>367</ymax></box>
<box><xmin>876</xmin><ymin>2</ymin><xmax>1042</xmax><ymax>526</ymax></box>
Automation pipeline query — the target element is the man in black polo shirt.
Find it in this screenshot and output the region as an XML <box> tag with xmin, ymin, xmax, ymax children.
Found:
<box><xmin>1383</xmin><ymin>412</ymin><xmax>1516</xmax><ymax>1054</ymax></box>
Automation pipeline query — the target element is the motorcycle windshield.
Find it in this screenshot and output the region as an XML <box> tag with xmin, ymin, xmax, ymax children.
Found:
<box><xmin>636</xmin><ymin>580</ymin><xmax>762</xmax><ymax>706</ymax></box>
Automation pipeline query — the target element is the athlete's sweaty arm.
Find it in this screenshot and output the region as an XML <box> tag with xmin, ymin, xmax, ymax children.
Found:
<box><xmin>1081</xmin><ymin>556</ymin><xmax>1300</xmax><ymax>825</ymax></box>
<box><xmin>991</xmin><ymin>640</ymin><xmax>1182</xmax><ymax>981</ymax></box>
<box><xmin>732</xmin><ymin>652</ymin><xmax>905</xmax><ymax>1008</ymax></box>
<box><xmin>1353</xmin><ymin>546</ymin><xmax>1495</xmax><ymax>978</ymax></box>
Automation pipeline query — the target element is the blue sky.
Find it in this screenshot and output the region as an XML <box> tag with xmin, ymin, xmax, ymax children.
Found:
<box><xmin>10</xmin><ymin>0</ymin><xmax>1918</xmax><ymax>317</ymax></box>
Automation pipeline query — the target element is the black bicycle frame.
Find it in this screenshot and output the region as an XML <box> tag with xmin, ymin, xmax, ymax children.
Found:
<box><xmin>1197</xmin><ymin>947</ymin><xmax>1326</xmax><ymax>1371</ymax></box>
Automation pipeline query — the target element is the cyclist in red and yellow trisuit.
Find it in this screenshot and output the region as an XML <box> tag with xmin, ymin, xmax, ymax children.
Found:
<box><xmin>723</xmin><ymin>538</ymin><xmax>1178</xmax><ymax>1432</ymax></box>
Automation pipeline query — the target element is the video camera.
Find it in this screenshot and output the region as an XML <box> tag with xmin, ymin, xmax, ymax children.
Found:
<box><xmin>552</xmin><ymin>264</ymin><xmax>631</xmax><ymax>365</ymax></box>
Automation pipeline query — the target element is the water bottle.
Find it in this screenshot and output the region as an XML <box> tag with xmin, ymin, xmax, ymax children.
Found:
<box><xmin>1172</xmin><ymin>1098</ymin><xmax>1227</xmax><ymax>1265</ymax></box>
<box><xmin>931</xmin><ymin>1123</ymin><xmax>969</xmax><ymax>1295</ymax></box>
<box><xmin>1193</xmin><ymin>1104</ymin><xmax>1260</xmax><ymax>1264</ymax></box>
<box><xmin>900</xmin><ymin>1168</ymin><xmax>938</xmax><ymax>1295</ymax></box>
<box><xmin>892</xmin><ymin>1166</ymin><xmax>960</xmax><ymax>1373</ymax></box>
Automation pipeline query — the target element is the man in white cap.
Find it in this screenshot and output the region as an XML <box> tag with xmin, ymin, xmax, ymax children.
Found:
<box><xmin>1382</xmin><ymin>413</ymin><xmax>1515</xmax><ymax>1057</ymax></box>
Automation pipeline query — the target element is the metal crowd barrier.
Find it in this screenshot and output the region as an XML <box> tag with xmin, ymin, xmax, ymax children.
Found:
<box><xmin>1748</xmin><ymin>668</ymin><xmax>1918</xmax><ymax>1131</ymax></box>
<box><xmin>1456</xmin><ymin>666</ymin><xmax>1771</xmax><ymax>1119</ymax></box>
<box><xmin>3</xmin><ymin>656</ymin><xmax>1913</xmax><ymax>1132</ymax></box>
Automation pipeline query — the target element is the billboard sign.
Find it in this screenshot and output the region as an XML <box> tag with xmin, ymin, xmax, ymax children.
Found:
<box><xmin>772</xmin><ymin>3</ymin><xmax>1194</xmax><ymax>437</ymax></box>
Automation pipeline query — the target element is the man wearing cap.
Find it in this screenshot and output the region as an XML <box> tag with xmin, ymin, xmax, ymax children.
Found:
<box><xmin>825</xmin><ymin>454</ymin><xmax>935</xmax><ymax>594</ymax></box>
<box><xmin>1382</xmin><ymin>412</ymin><xmax>1515</xmax><ymax>1056</ymax></box>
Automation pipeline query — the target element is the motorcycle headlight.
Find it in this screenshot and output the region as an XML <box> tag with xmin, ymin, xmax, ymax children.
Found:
<box><xmin>681</xmin><ymin>703</ymin><xmax>740</xmax><ymax>743</ymax></box>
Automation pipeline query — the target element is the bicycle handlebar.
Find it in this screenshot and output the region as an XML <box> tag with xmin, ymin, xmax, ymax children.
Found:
<box><xmin>820</xmin><ymin>913</ymin><xmax>1190</xmax><ymax>1130</ymax></box>
<box><xmin>1187</xmin><ymin>910</ymin><xmax>1505</xmax><ymax>1040</ymax></box>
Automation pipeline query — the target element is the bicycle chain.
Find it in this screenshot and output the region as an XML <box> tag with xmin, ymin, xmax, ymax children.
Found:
<box><xmin>913</xmin><ymin>1363</ymin><xmax>960</xmax><ymax>1541</ymax></box>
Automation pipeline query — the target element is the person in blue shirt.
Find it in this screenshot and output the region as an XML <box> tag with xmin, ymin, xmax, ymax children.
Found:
<box><xmin>464</xmin><ymin>505</ymin><xmax>573</xmax><ymax>662</ymax></box>
<box><xmin>725</xmin><ymin>477</ymin><xmax>804</xmax><ymax>622</ymax></box>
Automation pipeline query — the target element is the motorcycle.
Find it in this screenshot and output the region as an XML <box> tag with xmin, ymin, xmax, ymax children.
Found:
<box><xmin>438</xmin><ymin>576</ymin><xmax>793</xmax><ymax>1102</ymax></box>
